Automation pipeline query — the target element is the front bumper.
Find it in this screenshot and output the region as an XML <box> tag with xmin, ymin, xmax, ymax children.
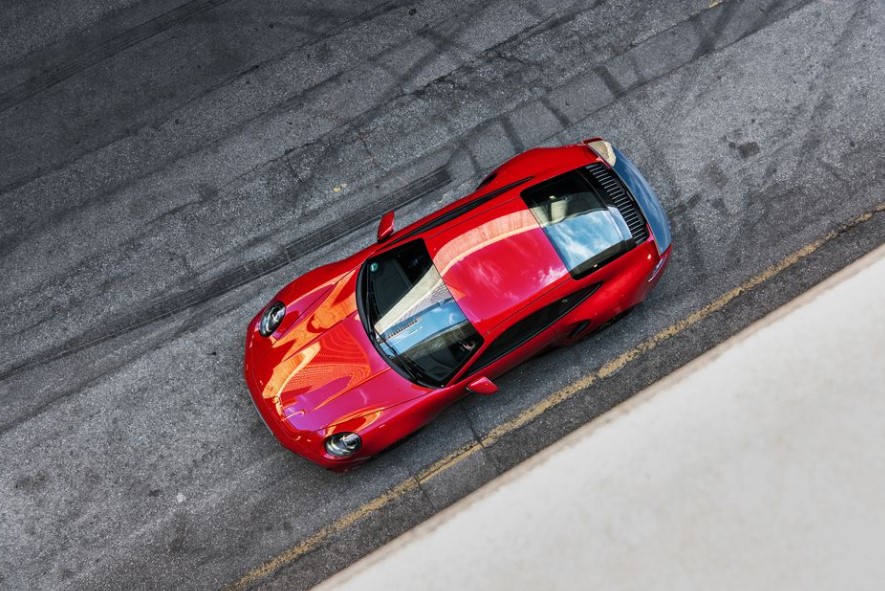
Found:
<box><xmin>243</xmin><ymin>320</ymin><xmax>431</xmax><ymax>472</ymax></box>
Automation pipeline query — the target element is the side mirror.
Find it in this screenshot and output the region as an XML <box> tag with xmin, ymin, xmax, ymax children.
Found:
<box><xmin>467</xmin><ymin>376</ymin><xmax>498</xmax><ymax>396</ymax></box>
<box><xmin>377</xmin><ymin>211</ymin><xmax>395</xmax><ymax>243</ymax></box>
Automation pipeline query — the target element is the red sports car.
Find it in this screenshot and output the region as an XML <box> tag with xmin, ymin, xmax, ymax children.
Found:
<box><xmin>243</xmin><ymin>139</ymin><xmax>672</xmax><ymax>470</ymax></box>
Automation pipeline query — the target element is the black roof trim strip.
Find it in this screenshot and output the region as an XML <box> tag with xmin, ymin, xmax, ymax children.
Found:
<box><xmin>389</xmin><ymin>176</ymin><xmax>533</xmax><ymax>245</ymax></box>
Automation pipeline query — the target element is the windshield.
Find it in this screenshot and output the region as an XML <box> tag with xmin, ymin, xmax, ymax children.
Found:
<box><xmin>360</xmin><ymin>240</ymin><xmax>482</xmax><ymax>387</ymax></box>
<box><xmin>522</xmin><ymin>171</ymin><xmax>633</xmax><ymax>278</ymax></box>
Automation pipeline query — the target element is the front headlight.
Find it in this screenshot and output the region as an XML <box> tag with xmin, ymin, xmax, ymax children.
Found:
<box><xmin>325</xmin><ymin>432</ymin><xmax>362</xmax><ymax>457</ymax></box>
<box><xmin>258</xmin><ymin>301</ymin><xmax>286</xmax><ymax>337</ymax></box>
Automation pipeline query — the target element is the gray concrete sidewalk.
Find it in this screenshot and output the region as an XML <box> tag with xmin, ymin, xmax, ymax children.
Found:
<box><xmin>317</xmin><ymin>244</ymin><xmax>885</xmax><ymax>591</ymax></box>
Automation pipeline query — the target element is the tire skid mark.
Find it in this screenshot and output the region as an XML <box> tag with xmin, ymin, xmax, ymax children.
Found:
<box><xmin>0</xmin><ymin>167</ymin><xmax>450</xmax><ymax>383</ymax></box>
<box><xmin>0</xmin><ymin>0</ymin><xmax>238</xmax><ymax>113</ymax></box>
<box><xmin>0</xmin><ymin>0</ymin><xmax>525</xmax><ymax>258</ymax></box>
<box><xmin>0</xmin><ymin>0</ymin><xmax>817</xmax><ymax>383</ymax></box>
<box><xmin>0</xmin><ymin>2</ymin><xmax>406</xmax><ymax>117</ymax></box>
<box><xmin>0</xmin><ymin>0</ymin><xmax>810</xmax><ymax>381</ymax></box>
<box><xmin>0</xmin><ymin>0</ymin><xmax>403</xmax><ymax>194</ymax></box>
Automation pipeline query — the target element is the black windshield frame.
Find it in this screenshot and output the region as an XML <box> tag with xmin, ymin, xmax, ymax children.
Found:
<box><xmin>357</xmin><ymin>239</ymin><xmax>483</xmax><ymax>388</ymax></box>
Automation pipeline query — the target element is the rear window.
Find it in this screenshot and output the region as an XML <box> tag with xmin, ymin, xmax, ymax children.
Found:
<box><xmin>521</xmin><ymin>172</ymin><xmax>633</xmax><ymax>278</ymax></box>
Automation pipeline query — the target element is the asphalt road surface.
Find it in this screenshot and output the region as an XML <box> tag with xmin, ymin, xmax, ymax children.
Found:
<box><xmin>1</xmin><ymin>0</ymin><xmax>883</xmax><ymax>589</ymax></box>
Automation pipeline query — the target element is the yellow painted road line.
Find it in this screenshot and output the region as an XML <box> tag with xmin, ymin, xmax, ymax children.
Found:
<box><xmin>225</xmin><ymin>203</ymin><xmax>884</xmax><ymax>591</ymax></box>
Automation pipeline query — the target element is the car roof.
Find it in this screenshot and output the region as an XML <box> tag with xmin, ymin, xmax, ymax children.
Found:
<box><xmin>387</xmin><ymin>144</ymin><xmax>604</xmax><ymax>334</ymax></box>
<box><xmin>425</xmin><ymin>192</ymin><xmax>567</xmax><ymax>333</ymax></box>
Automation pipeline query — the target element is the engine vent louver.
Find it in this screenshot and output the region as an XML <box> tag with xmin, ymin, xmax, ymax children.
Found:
<box><xmin>585</xmin><ymin>163</ymin><xmax>648</xmax><ymax>245</ymax></box>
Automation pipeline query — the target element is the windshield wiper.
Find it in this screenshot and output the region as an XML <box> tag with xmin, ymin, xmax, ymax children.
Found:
<box><xmin>363</xmin><ymin>273</ymin><xmax>380</xmax><ymax>322</ymax></box>
<box><xmin>394</xmin><ymin>351</ymin><xmax>435</xmax><ymax>388</ymax></box>
<box><xmin>371</xmin><ymin>325</ymin><xmax>421</xmax><ymax>382</ymax></box>
<box><xmin>365</xmin><ymin>273</ymin><xmax>432</xmax><ymax>386</ymax></box>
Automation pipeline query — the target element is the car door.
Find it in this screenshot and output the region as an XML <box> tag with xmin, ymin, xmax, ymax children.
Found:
<box><xmin>459</xmin><ymin>283</ymin><xmax>600</xmax><ymax>382</ymax></box>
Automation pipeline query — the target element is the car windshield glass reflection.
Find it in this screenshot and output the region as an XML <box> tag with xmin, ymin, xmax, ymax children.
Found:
<box><xmin>362</xmin><ymin>240</ymin><xmax>481</xmax><ymax>387</ymax></box>
<box><xmin>523</xmin><ymin>172</ymin><xmax>633</xmax><ymax>278</ymax></box>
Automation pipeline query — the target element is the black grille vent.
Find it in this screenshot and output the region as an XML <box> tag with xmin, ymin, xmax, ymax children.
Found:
<box><xmin>585</xmin><ymin>163</ymin><xmax>648</xmax><ymax>245</ymax></box>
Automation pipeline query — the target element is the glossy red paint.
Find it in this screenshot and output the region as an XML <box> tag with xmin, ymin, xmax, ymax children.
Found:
<box><xmin>377</xmin><ymin>211</ymin><xmax>395</xmax><ymax>242</ymax></box>
<box><xmin>427</xmin><ymin>195</ymin><xmax>568</xmax><ymax>332</ymax></box>
<box><xmin>243</xmin><ymin>142</ymin><xmax>672</xmax><ymax>470</ymax></box>
<box><xmin>466</xmin><ymin>376</ymin><xmax>499</xmax><ymax>395</ymax></box>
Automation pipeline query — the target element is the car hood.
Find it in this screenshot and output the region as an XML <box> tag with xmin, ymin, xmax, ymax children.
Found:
<box><xmin>246</xmin><ymin>269</ymin><xmax>431</xmax><ymax>433</ymax></box>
